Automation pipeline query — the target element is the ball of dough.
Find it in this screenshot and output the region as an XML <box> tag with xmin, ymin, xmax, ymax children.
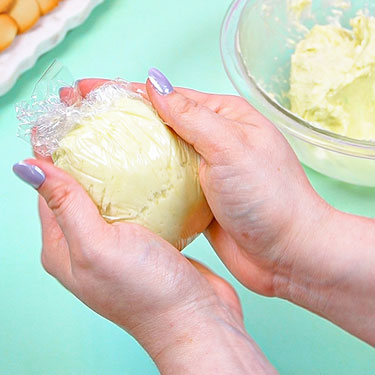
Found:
<box><xmin>52</xmin><ymin>87</ymin><xmax>213</xmax><ymax>250</ymax></box>
<box><xmin>36</xmin><ymin>0</ymin><xmax>58</xmax><ymax>15</ymax></box>
<box><xmin>9</xmin><ymin>0</ymin><xmax>40</xmax><ymax>34</ymax></box>
<box><xmin>0</xmin><ymin>14</ymin><xmax>17</xmax><ymax>52</ymax></box>
<box><xmin>0</xmin><ymin>0</ymin><xmax>15</xmax><ymax>13</ymax></box>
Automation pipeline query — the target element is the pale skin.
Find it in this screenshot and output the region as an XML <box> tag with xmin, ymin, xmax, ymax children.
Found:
<box><xmin>17</xmin><ymin>76</ymin><xmax>375</xmax><ymax>374</ymax></box>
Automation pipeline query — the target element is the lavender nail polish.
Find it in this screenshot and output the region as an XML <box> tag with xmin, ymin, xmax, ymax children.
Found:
<box><xmin>148</xmin><ymin>68</ymin><xmax>174</xmax><ymax>95</ymax></box>
<box><xmin>13</xmin><ymin>161</ymin><xmax>45</xmax><ymax>189</ymax></box>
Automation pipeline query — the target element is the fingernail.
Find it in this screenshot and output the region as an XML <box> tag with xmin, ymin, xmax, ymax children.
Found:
<box><xmin>58</xmin><ymin>86</ymin><xmax>70</xmax><ymax>99</ymax></box>
<box><xmin>13</xmin><ymin>161</ymin><xmax>45</xmax><ymax>189</ymax></box>
<box><xmin>148</xmin><ymin>68</ymin><xmax>174</xmax><ymax>95</ymax></box>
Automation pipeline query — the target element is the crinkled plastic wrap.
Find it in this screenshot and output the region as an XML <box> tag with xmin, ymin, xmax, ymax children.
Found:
<box><xmin>17</xmin><ymin>61</ymin><xmax>213</xmax><ymax>250</ymax></box>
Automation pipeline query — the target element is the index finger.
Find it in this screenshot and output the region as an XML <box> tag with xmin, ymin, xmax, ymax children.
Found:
<box><xmin>133</xmin><ymin>82</ymin><xmax>249</xmax><ymax>121</ymax></box>
<box><xmin>62</xmin><ymin>79</ymin><xmax>250</xmax><ymax>123</ymax></box>
<box><xmin>59</xmin><ymin>79</ymin><xmax>109</xmax><ymax>105</ymax></box>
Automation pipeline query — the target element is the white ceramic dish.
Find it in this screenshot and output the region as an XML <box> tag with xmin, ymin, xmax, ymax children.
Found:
<box><xmin>0</xmin><ymin>0</ymin><xmax>104</xmax><ymax>96</ymax></box>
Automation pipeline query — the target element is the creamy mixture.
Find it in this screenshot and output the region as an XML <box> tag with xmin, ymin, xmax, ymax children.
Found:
<box><xmin>53</xmin><ymin>91</ymin><xmax>212</xmax><ymax>250</ymax></box>
<box><xmin>289</xmin><ymin>14</ymin><xmax>375</xmax><ymax>140</ymax></box>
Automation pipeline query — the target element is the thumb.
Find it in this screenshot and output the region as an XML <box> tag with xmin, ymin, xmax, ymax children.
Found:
<box><xmin>147</xmin><ymin>68</ymin><xmax>238</xmax><ymax>162</ymax></box>
<box><xmin>13</xmin><ymin>159</ymin><xmax>108</xmax><ymax>251</ymax></box>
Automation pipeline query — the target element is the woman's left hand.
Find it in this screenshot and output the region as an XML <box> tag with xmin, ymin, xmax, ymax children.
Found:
<box><xmin>13</xmin><ymin>155</ymin><xmax>276</xmax><ymax>374</ymax></box>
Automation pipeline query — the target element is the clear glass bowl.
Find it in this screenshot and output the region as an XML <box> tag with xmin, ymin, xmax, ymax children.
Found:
<box><xmin>221</xmin><ymin>0</ymin><xmax>375</xmax><ymax>186</ymax></box>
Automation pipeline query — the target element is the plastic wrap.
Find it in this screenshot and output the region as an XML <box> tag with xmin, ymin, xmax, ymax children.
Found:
<box><xmin>17</xmin><ymin>61</ymin><xmax>213</xmax><ymax>250</ymax></box>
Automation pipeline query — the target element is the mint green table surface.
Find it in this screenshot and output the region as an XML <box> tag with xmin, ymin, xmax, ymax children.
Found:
<box><xmin>0</xmin><ymin>1</ymin><xmax>374</xmax><ymax>374</ymax></box>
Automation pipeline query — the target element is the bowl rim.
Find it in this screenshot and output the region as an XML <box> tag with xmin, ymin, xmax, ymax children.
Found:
<box><xmin>220</xmin><ymin>0</ymin><xmax>375</xmax><ymax>159</ymax></box>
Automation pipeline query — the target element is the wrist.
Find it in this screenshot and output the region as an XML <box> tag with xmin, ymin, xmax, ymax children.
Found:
<box><xmin>271</xmin><ymin>193</ymin><xmax>334</xmax><ymax>301</ymax></box>
<box><xmin>131</xmin><ymin>303</ymin><xmax>277</xmax><ymax>374</ymax></box>
<box><xmin>274</xmin><ymin>200</ymin><xmax>375</xmax><ymax>344</ymax></box>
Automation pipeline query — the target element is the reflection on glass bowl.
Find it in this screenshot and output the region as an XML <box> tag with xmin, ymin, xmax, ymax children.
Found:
<box><xmin>221</xmin><ymin>0</ymin><xmax>375</xmax><ymax>187</ymax></box>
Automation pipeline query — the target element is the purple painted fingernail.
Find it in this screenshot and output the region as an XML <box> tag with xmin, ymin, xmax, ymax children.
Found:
<box><xmin>148</xmin><ymin>68</ymin><xmax>174</xmax><ymax>95</ymax></box>
<box><xmin>13</xmin><ymin>161</ymin><xmax>45</xmax><ymax>189</ymax></box>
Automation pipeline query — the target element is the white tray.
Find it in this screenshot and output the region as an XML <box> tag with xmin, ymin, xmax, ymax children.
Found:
<box><xmin>0</xmin><ymin>0</ymin><xmax>104</xmax><ymax>96</ymax></box>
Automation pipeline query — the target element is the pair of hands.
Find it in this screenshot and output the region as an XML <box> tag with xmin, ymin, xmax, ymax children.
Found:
<box><xmin>22</xmin><ymin>76</ymin><xmax>375</xmax><ymax>374</ymax></box>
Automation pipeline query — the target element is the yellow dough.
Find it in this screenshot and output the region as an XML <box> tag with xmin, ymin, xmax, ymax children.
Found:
<box><xmin>53</xmin><ymin>89</ymin><xmax>213</xmax><ymax>250</ymax></box>
<box><xmin>9</xmin><ymin>0</ymin><xmax>40</xmax><ymax>33</ymax></box>
<box><xmin>36</xmin><ymin>0</ymin><xmax>58</xmax><ymax>15</ymax></box>
<box><xmin>289</xmin><ymin>14</ymin><xmax>375</xmax><ymax>140</ymax></box>
<box><xmin>0</xmin><ymin>14</ymin><xmax>17</xmax><ymax>52</ymax></box>
<box><xmin>0</xmin><ymin>0</ymin><xmax>14</xmax><ymax>13</ymax></box>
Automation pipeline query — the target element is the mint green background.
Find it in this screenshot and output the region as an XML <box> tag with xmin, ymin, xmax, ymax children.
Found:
<box><xmin>0</xmin><ymin>0</ymin><xmax>374</xmax><ymax>373</ymax></box>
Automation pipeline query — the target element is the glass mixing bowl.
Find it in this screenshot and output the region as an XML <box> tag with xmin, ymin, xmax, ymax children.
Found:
<box><xmin>221</xmin><ymin>0</ymin><xmax>375</xmax><ymax>186</ymax></box>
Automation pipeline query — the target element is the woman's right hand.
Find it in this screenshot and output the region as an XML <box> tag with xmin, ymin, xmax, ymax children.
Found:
<box><xmin>142</xmin><ymin>69</ymin><xmax>328</xmax><ymax>297</ymax></box>
<box><xmin>144</xmin><ymin>68</ymin><xmax>375</xmax><ymax>345</ymax></box>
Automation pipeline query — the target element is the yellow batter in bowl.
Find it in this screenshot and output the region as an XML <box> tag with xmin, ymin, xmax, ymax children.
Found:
<box><xmin>289</xmin><ymin>14</ymin><xmax>375</xmax><ymax>140</ymax></box>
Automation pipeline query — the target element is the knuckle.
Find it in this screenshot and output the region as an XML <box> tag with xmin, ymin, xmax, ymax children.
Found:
<box><xmin>71</xmin><ymin>230</ymin><xmax>112</xmax><ymax>271</ymax></box>
<box><xmin>236</xmin><ymin>96</ymin><xmax>249</xmax><ymax>107</ymax></box>
<box><xmin>46</xmin><ymin>183</ymin><xmax>77</xmax><ymax>218</ymax></box>
<box><xmin>172</xmin><ymin>97</ymin><xmax>200</xmax><ymax>118</ymax></box>
<box><xmin>73</xmin><ymin>248</ymin><xmax>99</xmax><ymax>270</ymax></box>
<box><xmin>225</xmin><ymin>95</ymin><xmax>249</xmax><ymax>110</ymax></box>
<box><xmin>71</xmin><ymin>249</ymin><xmax>106</xmax><ymax>284</ymax></box>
